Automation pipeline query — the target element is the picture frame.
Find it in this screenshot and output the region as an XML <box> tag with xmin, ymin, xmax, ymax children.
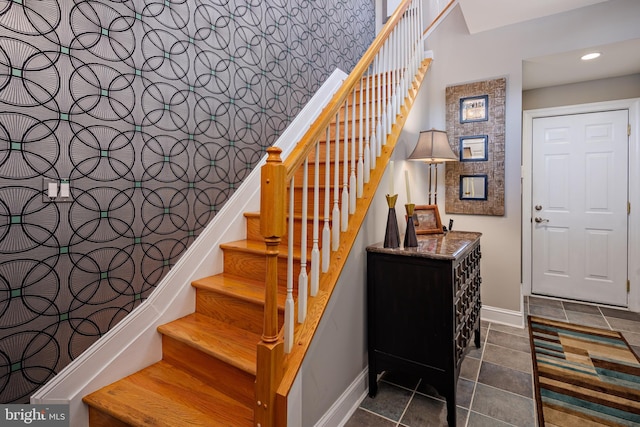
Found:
<box><xmin>413</xmin><ymin>204</ymin><xmax>443</xmax><ymax>234</ymax></box>
<box><xmin>459</xmin><ymin>135</ymin><xmax>488</xmax><ymax>162</ymax></box>
<box><xmin>459</xmin><ymin>174</ymin><xmax>488</xmax><ymax>200</ymax></box>
<box><xmin>460</xmin><ymin>95</ymin><xmax>488</xmax><ymax>123</ymax></box>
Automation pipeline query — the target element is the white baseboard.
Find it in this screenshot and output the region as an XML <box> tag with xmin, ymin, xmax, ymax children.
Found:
<box><xmin>481</xmin><ymin>304</ymin><xmax>524</xmax><ymax>329</ymax></box>
<box><xmin>314</xmin><ymin>368</ymin><xmax>369</xmax><ymax>427</ymax></box>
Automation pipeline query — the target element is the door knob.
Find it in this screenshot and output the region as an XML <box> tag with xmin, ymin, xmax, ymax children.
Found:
<box><xmin>535</xmin><ymin>205</ymin><xmax>543</xmax><ymax>211</ymax></box>
<box><xmin>534</xmin><ymin>217</ymin><xmax>549</xmax><ymax>223</ymax></box>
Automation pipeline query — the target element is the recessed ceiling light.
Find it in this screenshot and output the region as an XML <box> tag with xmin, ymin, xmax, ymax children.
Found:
<box><xmin>581</xmin><ymin>52</ymin><xmax>601</xmax><ymax>61</ymax></box>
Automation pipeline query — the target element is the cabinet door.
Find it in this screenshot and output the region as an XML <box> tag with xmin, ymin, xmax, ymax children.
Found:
<box><xmin>369</xmin><ymin>254</ymin><xmax>450</xmax><ymax>368</ymax></box>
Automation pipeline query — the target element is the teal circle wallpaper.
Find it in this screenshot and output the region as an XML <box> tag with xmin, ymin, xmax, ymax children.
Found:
<box><xmin>0</xmin><ymin>0</ymin><xmax>375</xmax><ymax>403</ymax></box>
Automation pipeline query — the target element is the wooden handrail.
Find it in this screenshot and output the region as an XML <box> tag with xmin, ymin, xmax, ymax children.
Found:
<box><xmin>423</xmin><ymin>0</ymin><xmax>456</xmax><ymax>37</ymax></box>
<box><xmin>282</xmin><ymin>0</ymin><xmax>414</xmax><ymax>179</ymax></box>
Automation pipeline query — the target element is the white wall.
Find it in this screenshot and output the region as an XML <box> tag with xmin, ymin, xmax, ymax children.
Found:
<box><xmin>523</xmin><ymin>73</ymin><xmax>640</xmax><ymax>110</ymax></box>
<box><xmin>400</xmin><ymin>0</ymin><xmax>640</xmax><ymax>313</ymax></box>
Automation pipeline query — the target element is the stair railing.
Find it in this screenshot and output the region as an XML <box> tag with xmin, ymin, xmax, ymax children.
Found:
<box><xmin>256</xmin><ymin>0</ymin><xmax>432</xmax><ymax>425</ymax></box>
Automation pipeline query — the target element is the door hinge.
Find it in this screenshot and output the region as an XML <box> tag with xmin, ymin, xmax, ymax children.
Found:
<box><xmin>629</xmin><ymin>202</ymin><xmax>631</xmax><ymax>215</ymax></box>
<box><xmin>628</xmin><ymin>279</ymin><xmax>631</xmax><ymax>293</ymax></box>
<box><xmin>629</xmin><ymin>124</ymin><xmax>631</xmax><ymax>136</ymax></box>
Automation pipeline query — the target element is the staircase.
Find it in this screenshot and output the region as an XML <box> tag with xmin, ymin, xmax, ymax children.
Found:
<box><xmin>82</xmin><ymin>1</ymin><xmax>439</xmax><ymax>425</ymax></box>
<box><xmin>81</xmin><ymin>77</ymin><xmax>375</xmax><ymax>427</ymax></box>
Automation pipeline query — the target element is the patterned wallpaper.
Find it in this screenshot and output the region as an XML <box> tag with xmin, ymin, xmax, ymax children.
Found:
<box><xmin>0</xmin><ymin>0</ymin><xmax>375</xmax><ymax>403</ymax></box>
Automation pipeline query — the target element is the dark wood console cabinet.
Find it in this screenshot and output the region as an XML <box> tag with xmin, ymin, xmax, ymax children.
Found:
<box><xmin>366</xmin><ymin>232</ymin><xmax>482</xmax><ymax>426</ymax></box>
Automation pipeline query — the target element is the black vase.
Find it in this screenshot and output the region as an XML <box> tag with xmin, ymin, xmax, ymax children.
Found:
<box><xmin>384</xmin><ymin>194</ymin><xmax>400</xmax><ymax>248</ymax></box>
<box><xmin>404</xmin><ymin>203</ymin><xmax>418</xmax><ymax>248</ymax></box>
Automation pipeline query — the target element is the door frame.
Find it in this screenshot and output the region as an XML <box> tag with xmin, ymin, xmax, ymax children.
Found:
<box><xmin>522</xmin><ymin>98</ymin><xmax>640</xmax><ymax>312</ymax></box>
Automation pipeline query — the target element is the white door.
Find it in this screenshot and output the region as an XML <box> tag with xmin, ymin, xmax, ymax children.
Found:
<box><xmin>532</xmin><ymin>110</ymin><xmax>629</xmax><ymax>306</ymax></box>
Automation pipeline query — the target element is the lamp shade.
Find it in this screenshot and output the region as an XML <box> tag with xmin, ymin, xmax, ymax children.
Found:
<box><xmin>407</xmin><ymin>129</ymin><xmax>457</xmax><ymax>163</ymax></box>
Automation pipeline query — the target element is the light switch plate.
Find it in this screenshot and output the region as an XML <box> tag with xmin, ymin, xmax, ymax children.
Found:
<box><xmin>42</xmin><ymin>178</ymin><xmax>72</xmax><ymax>203</ymax></box>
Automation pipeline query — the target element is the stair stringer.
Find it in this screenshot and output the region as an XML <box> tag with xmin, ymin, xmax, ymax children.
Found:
<box><xmin>31</xmin><ymin>69</ymin><xmax>348</xmax><ymax>427</ymax></box>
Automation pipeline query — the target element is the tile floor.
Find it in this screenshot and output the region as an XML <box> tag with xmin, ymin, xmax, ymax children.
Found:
<box><xmin>344</xmin><ymin>296</ymin><xmax>640</xmax><ymax>427</ymax></box>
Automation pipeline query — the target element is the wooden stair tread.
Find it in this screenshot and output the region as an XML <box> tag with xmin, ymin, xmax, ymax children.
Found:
<box><xmin>83</xmin><ymin>360</ymin><xmax>252</xmax><ymax>427</ymax></box>
<box><xmin>158</xmin><ymin>313</ymin><xmax>259</xmax><ymax>376</ymax></box>
<box><xmin>192</xmin><ymin>273</ymin><xmax>287</xmax><ymax>309</ymax></box>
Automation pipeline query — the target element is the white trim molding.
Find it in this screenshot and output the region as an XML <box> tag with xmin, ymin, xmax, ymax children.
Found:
<box><xmin>314</xmin><ymin>369</ymin><xmax>369</xmax><ymax>427</ymax></box>
<box><xmin>481</xmin><ymin>304</ymin><xmax>524</xmax><ymax>329</ymax></box>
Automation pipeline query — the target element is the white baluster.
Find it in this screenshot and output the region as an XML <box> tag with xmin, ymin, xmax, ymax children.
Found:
<box><xmin>380</xmin><ymin>41</ymin><xmax>387</xmax><ymax>146</ymax></box>
<box><xmin>390</xmin><ymin>28</ymin><xmax>397</xmax><ymax>125</ymax></box>
<box><xmin>311</xmin><ymin>142</ymin><xmax>320</xmax><ymax>296</ymax></box>
<box><xmin>322</xmin><ymin>126</ymin><xmax>331</xmax><ymax>272</ymax></box>
<box><xmin>341</xmin><ymin>101</ymin><xmax>349</xmax><ymax>231</ymax></box>
<box><xmin>332</xmin><ymin>113</ymin><xmax>340</xmax><ymax>251</ymax></box>
<box><xmin>285</xmin><ymin>177</ymin><xmax>295</xmax><ymax>353</ymax></box>
<box><xmin>364</xmin><ymin>67</ymin><xmax>371</xmax><ymax>183</ymax></box>
<box><xmin>371</xmin><ymin>57</ymin><xmax>378</xmax><ymax>169</ymax></box>
<box><xmin>350</xmin><ymin>90</ymin><xmax>357</xmax><ymax>211</ymax></box>
<box><xmin>356</xmin><ymin>84</ymin><xmax>363</xmax><ymax>199</ymax></box>
<box><xmin>298</xmin><ymin>160</ymin><xmax>308</xmax><ymax>323</ymax></box>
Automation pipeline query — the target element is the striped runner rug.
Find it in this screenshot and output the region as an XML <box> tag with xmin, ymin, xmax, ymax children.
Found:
<box><xmin>528</xmin><ymin>316</ymin><xmax>640</xmax><ymax>426</ymax></box>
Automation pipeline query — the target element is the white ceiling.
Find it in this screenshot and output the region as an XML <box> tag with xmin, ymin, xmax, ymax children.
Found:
<box><xmin>457</xmin><ymin>0</ymin><xmax>640</xmax><ymax>90</ymax></box>
<box><xmin>458</xmin><ymin>0</ymin><xmax>609</xmax><ymax>35</ymax></box>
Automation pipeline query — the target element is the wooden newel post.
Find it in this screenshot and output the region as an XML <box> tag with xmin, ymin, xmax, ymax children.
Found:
<box><xmin>260</xmin><ymin>147</ymin><xmax>286</xmax><ymax>342</ymax></box>
<box><xmin>256</xmin><ymin>147</ymin><xmax>286</xmax><ymax>427</ymax></box>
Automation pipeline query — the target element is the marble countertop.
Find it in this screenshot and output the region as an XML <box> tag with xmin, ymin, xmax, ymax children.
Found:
<box><xmin>366</xmin><ymin>231</ymin><xmax>482</xmax><ymax>260</ymax></box>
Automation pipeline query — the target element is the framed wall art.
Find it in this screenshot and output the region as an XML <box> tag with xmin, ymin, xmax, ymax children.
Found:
<box><xmin>445</xmin><ymin>77</ymin><xmax>506</xmax><ymax>216</ymax></box>
<box><xmin>459</xmin><ymin>135</ymin><xmax>488</xmax><ymax>162</ymax></box>
<box><xmin>459</xmin><ymin>175</ymin><xmax>488</xmax><ymax>200</ymax></box>
<box><xmin>459</xmin><ymin>95</ymin><xmax>488</xmax><ymax>123</ymax></box>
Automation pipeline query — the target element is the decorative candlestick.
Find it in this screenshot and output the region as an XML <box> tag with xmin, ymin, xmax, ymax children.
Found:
<box><xmin>404</xmin><ymin>203</ymin><xmax>418</xmax><ymax>248</ymax></box>
<box><xmin>384</xmin><ymin>194</ymin><xmax>400</xmax><ymax>248</ymax></box>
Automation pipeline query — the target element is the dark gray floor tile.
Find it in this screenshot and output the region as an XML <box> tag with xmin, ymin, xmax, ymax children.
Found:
<box><xmin>562</xmin><ymin>301</ymin><xmax>601</xmax><ymax>314</ymax></box>
<box><xmin>599</xmin><ymin>307</ymin><xmax>640</xmax><ymax>322</ymax></box>
<box><xmin>486</xmin><ymin>329</ymin><xmax>531</xmax><ymax>353</ymax></box>
<box><xmin>399</xmin><ymin>393</ymin><xmax>448</xmax><ymax>426</ymax></box>
<box><xmin>528</xmin><ymin>296</ymin><xmax>563</xmax><ymax>308</ymax></box>
<box><xmin>477</xmin><ymin>361</ymin><xmax>533</xmax><ymax>398</ymax></box>
<box><xmin>467</xmin><ymin>411</ymin><xmax>515</xmax><ymax>426</ymax></box>
<box><xmin>459</xmin><ymin>355</ymin><xmax>481</xmax><ymax>380</ymax></box>
<box><xmin>606</xmin><ymin>316</ymin><xmax>640</xmax><ymax>334</ymax></box>
<box><xmin>471</xmin><ymin>383</ymin><xmax>535</xmax><ymax>426</ymax></box>
<box><xmin>622</xmin><ymin>330</ymin><xmax>640</xmax><ymax>347</ymax></box>
<box><xmin>456</xmin><ymin>378</ymin><xmax>474</xmax><ymax>409</ymax></box>
<box><xmin>565</xmin><ymin>311</ymin><xmax>609</xmax><ymax>328</ymax></box>
<box><xmin>456</xmin><ymin>407</ymin><xmax>469</xmax><ymax>427</ymax></box>
<box><xmin>344</xmin><ymin>408</ymin><xmax>396</xmax><ymax>426</ymax></box>
<box><xmin>482</xmin><ymin>343</ymin><xmax>532</xmax><ymax>374</ymax></box>
<box><xmin>528</xmin><ymin>304</ymin><xmax>566</xmax><ymax>320</ymax></box>
<box><xmin>466</xmin><ymin>345</ymin><xmax>484</xmax><ymax>360</ymax></box>
<box><xmin>360</xmin><ymin>381</ymin><xmax>413</xmax><ymax>422</ymax></box>
<box><xmin>490</xmin><ymin>322</ymin><xmax>528</xmax><ymax>337</ymax></box>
